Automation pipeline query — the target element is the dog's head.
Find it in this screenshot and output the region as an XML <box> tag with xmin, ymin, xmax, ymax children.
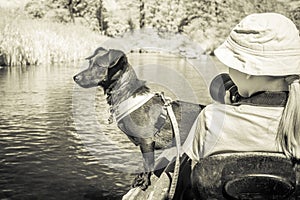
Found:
<box><xmin>73</xmin><ymin>47</ymin><xmax>128</xmax><ymax>88</ymax></box>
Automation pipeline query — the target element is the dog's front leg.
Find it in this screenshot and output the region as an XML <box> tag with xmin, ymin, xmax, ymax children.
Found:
<box><xmin>132</xmin><ymin>139</ymin><xmax>155</xmax><ymax>190</ymax></box>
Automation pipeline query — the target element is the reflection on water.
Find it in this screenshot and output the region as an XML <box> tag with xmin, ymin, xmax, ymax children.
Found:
<box><xmin>0</xmin><ymin>64</ymin><xmax>133</xmax><ymax>200</ymax></box>
<box><xmin>0</xmin><ymin>53</ymin><xmax>224</xmax><ymax>199</ymax></box>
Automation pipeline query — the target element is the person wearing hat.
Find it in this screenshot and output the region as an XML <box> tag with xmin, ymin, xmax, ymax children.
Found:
<box><xmin>183</xmin><ymin>12</ymin><xmax>300</xmax><ymax>166</ymax></box>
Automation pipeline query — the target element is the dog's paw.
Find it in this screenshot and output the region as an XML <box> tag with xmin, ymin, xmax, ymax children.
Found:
<box><xmin>131</xmin><ymin>172</ymin><xmax>152</xmax><ymax>190</ymax></box>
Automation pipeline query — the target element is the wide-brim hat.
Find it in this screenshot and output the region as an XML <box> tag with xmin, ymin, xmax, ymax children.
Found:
<box><xmin>214</xmin><ymin>13</ymin><xmax>300</xmax><ymax>76</ymax></box>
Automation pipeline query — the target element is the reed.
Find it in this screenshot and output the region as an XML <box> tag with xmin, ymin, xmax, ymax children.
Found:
<box><xmin>0</xmin><ymin>9</ymin><xmax>108</xmax><ymax>66</ymax></box>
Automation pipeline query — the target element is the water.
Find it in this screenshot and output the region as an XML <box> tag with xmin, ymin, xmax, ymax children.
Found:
<box><xmin>0</xmin><ymin>53</ymin><xmax>225</xmax><ymax>199</ymax></box>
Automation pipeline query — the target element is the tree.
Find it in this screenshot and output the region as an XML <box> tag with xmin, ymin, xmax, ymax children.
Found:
<box><xmin>139</xmin><ymin>0</ymin><xmax>145</xmax><ymax>29</ymax></box>
<box><xmin>67</xmin><ymin>0</ymin><xmax>75</xmax><ymax>22</ymax></box>
<box><xmin>105</xmin><ymin>0</ymin><xmax>140</xmax><ymax>36</ymax></box>
<box><xmin>96</xmin><ymin>0</ymin><xmax>107</xmax><ymax>33</ymax></box>
<box><xmin>24</xmin><ymin>0</ymin><xmax>296</xmax><ymax>52</ymax></box>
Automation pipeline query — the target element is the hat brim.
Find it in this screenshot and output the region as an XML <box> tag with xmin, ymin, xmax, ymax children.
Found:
<box><xmin>214</xmin><ymin>41</ymin><xmax>300</xmax><ymax>76</ymax></box>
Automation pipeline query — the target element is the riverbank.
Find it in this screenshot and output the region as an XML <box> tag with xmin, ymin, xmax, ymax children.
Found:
<box><xmin>0</xmin><ymin>14</ymin><xmax>205</xmax><ymax>67</ymax></box>
<box><xmin>0</xmin><ymin>8</ymin><xmax>108</xmax><ymax>66</ymax></box>
<box><xmin>0</xmin><ymin>8</ymin><xmax>207</xmax><ymax>67</ymax></box>
<box><xmin>1</xmin><ymin>0</ymin><xmax>299</xmax><ymax>67</ymax></box>
<box><xmin>2</xmin><ymin>6</ymin><xmax>298</xmax><ymax>67</ymax></box>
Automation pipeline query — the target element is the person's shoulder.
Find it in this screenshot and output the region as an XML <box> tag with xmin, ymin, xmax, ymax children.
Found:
<box><xmin>204</xmin><ymin>102</ymin><xmax>234</xmax><ymax>111</ymax></box>
<box><xmin>204</xmin><ymin>102</ymin><xmax>283</xmax><ymax>118</ymax></box>
<box><xmin>200</xmin><ymin>103</ymin><xmax>232</xmax><ymax>119</ymax></box>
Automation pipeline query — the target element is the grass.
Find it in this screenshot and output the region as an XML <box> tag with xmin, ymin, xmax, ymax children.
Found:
<box><xmin>0</xmin><ymin>8</ymin><xmax>207</xmax><ymax>67</ymax></box>
<box><xmin>0</xmin><ymin>8</ymin><xmax>108</xmax><ymax>66</ymax></box>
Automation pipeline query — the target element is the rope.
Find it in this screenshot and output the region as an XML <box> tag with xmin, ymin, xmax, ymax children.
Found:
<box><xmin>159</xmin><ymin>92</ymin><xmax>181</xmax><ymax>200</ymax></box>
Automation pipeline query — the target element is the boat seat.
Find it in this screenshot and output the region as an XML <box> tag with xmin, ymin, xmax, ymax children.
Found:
<box><xmin>191</xmin><ymin>152</ymin><xmax>300</xmax><ymax>200</ymax></box>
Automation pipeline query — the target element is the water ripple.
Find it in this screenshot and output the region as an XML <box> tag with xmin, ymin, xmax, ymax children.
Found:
<box><xmin>0</xmin><ymin>54</ymin><xmax>217</xmax><ymax>199</ymax></box>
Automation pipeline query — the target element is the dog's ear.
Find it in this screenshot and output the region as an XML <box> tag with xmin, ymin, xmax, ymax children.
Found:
<box><xmin>107</xmin><ymin>49</ymin><xmax>126</xmax><ymax>68</ymax></box>
<box><xmin>85</xmin><ymin>47</ymin><xmax>108</xmax><ymax>60</ymax></box>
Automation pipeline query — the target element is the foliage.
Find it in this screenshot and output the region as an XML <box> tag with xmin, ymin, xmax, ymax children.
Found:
<box><xmin>144</xmin><ymin>0</ymin><xmax>187</xmax><ymax>33</ymax></box>
<box><xmin>20</xmin><ymin>0</ymin><xmax>300</xmax><ymax>54</ymax></box>
<box><xmin>287</xmin><ymin>0</ymin><xmax>300</xmax><ymax>31</ymax></box>
<box><xmin>25</xmin><ymin>0</ymin><xmax>49</xmax><ymax>18</ymax></box>
<box><xmin>179</xmin><ymin>0</ymin><xmax>294</xmax><ymax>54</ymax></box>
<box><xmin>25</xmin><ymin>0</ymin><xmax>105</xmax><ymax>30</ymax></box>
<box><xmin>45</xmin><ymin>8</ymin><xmax>72</xmax><ymax>23</ymax></box>
<box><xmin>104</xmin><ymin>0</ymin><xmax>140</xmax><ymax>36</ymax></box>
<box><xmin>1</xmin><ymin>0</ymin><xmax>299</xmax><ymax>66</ymax></box>
<box><xmin>0</xmin><ymin>8</ymin><xmax>108</xmax><ymax>66</ymax></box>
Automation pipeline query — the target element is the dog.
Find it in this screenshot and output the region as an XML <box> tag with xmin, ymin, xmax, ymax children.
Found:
<box><xmin>73</xmin><ymin>47</ymin><xmax>203</xmax><ymax>189</ymax></box>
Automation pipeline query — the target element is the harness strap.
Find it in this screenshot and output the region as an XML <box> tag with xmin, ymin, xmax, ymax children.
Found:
<box><xmin>109</xmin><ymin>93</ymin><xmax>155</xmax><ymax>124</ymax></box>
<box><xmin>158</xmin><ymin>92</ymin><xmax>181</xmax><ymax>199</ymax></box>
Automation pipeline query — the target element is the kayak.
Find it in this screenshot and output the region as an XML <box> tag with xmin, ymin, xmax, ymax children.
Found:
<box><xmin>192</xmin><ymin>152</ymin><xmax>296</xmax><ymax>200</ymax></box>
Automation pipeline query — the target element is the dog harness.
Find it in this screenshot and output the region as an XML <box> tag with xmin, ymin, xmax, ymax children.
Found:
<box><xmin>159</xmin><ymin>93</ymin><xmax>181</xmax><ymax>199</ymax></box>
<box><xmin>111</xmin><ymin>93</ymin><xmax>155</xmax><ymax>123</ymax></box>
<box><xmin>111</xmin><ymin>92</ymin><xmax>182</xmax><ymax>199</ymax></box>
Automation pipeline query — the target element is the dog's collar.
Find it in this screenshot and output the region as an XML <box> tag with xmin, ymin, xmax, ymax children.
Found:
<box><xmin>110</xmin><ymin>93</ymin><xmax>155</xmax><ymax>123</ymax></box>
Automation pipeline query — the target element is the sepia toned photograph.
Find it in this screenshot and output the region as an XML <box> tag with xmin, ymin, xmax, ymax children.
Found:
<box><xmin>0</xmin><ymin>0</ymin><xmax>300</xmax><ymax>199</ymax></box>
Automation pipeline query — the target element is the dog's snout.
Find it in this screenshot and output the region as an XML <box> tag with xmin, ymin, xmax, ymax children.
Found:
<box><xmin>73</xmin><ymin>74</ymin><xmax>81</xmax><ymax>82</ymax></box>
